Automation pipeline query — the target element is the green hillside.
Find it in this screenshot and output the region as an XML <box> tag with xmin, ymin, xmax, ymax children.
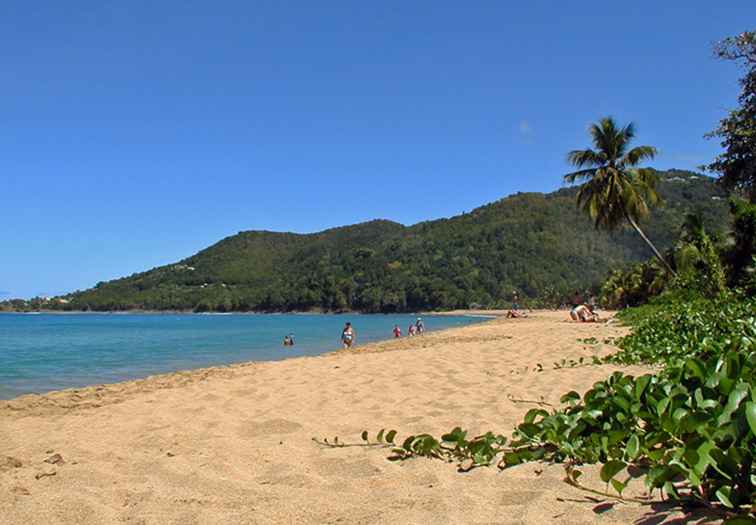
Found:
<box><xmin>58</xmin><ymin>170</ymin><xmax>729</xmax><ymax>312</ymax></box>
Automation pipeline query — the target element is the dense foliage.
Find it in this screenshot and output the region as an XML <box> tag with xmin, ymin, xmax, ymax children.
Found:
<box><xmin>609</xmin><ymin>294</ymin><xmax>755</xmax><ymax>366</ymax></box>
<box><xmin>13</xmin><ymin>170</ymin><xmax>726</xmax><ymax>313</ymax></box>
<box><xmin>706</xmin><ymin>30</ymin><xmax>756</xmax><ymax>203</ymax></box>
<box><xmin>600</xmin><ymin>199</ymin><xmax>756</xmax><ymax>308</ymax></box>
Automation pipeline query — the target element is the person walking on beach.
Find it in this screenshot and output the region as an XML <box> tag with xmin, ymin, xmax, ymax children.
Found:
<box><xmin>511</xmin><ymin>290</ymin><xmax>520</xmax><ymax>311</ymax></box>
<box><xmin>415</xmin><ymin>317</ymin><xmax>425</xmax><ymax>335</ymax></box>
<box><xmin>341</xmin><ymin>322</ymin><xmax>355</xmax><ymax>348</ymax></box>
<box><xmin>392</xmin><ymin>324</ymin><xmax>402</xmax><ymax>338</ymax></box>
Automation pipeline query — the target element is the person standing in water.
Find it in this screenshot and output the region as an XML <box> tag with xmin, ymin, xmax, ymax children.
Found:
<box><xmin>341</xmin><ymin>322</ymin><xmax>356</xmax><ymax>348</ymax></box>
<box><xmin>392</xmin><ymin>324</ymin><xmax>402</xmax><ymax>338</ymax></box>
<box><xmin>407</xmin><ymin>323</ymin><xmax>416</xmax><ymax>337</ymax></box>
<box><xmin>415</xmin><ymin>317</ymin><xmax>425</xmax><ymax>335</ymax></box>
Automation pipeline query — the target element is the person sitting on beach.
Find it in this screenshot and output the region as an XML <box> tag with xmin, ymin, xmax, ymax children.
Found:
<box><xmin>415</xmin><ymin>317</ymin><xmax>425</xmax><ymax>335</ymax></box>
<box><xmin>341</xmin><ymin>322</ymin><xmax>356</xmax><ymax>348</ymax></box>
<box><xmin>407</xmin><ymin>323</ymin><xmax>417</xmax><ymax>337</ymax></box>
<box><xmin>570</xmin><ymin>304</ymin><xmax>598</xmax><ymax>322</ymax></box>
<box><xmin>569</xmin><ymin>290</ymin><xmax>584</xmax><ymax>319</ymax></box>
<box><xmin>392</xmin><ymin>324</ymin><xmax>402</xmax><ymax>338</ymax></box>
<box><xmin>506</xmin><ymin>309</ymin><xmax>528</xmax><ymax>318</ymax></box>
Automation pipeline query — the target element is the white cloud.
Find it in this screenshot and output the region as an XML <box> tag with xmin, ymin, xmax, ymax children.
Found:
<box><xmin>519</xmin><ymin>120</ymin><xmax>533</xmax><ymax>136</ymax></box>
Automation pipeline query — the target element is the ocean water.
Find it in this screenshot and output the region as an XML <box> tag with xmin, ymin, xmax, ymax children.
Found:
<box><xmin>0</xmin><ymin>313</ymin><xmax>485</xmax><ymax>400</ymax></box>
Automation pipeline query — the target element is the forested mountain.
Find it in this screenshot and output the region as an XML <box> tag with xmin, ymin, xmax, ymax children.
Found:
<box><xmin>55</xmin><ymin>170</ymin><xmax>729</xmax><ymax>312</ymax></box>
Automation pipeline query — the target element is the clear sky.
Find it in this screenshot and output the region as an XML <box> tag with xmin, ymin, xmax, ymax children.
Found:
<box><xmin>1</xmin><ymin>1</ymin><xmax>754</xmax><ymax>298</ymax></box>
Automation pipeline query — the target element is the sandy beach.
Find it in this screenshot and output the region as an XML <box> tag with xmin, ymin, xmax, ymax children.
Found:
<box><xmin>1</xmin><ymin>311</ymin><xmax>689</xmax><ymax>524</ymax></box>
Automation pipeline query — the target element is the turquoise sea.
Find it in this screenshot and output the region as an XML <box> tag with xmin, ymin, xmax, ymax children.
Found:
<box><xmin>0</xmin><ymin>313</ymin><xmax>484</xmax><ymax>400</ymax></box>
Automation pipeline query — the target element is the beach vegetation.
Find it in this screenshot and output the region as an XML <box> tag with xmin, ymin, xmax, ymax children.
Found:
<box><xmin>600</xmin><ymin>199</ymin><xmax>756</xmax><ymax>308</ymax></box>
<box><xmin>706</xmin><ymin>30</ymin><xmax>756</xmax><ymax>203</ymax></box>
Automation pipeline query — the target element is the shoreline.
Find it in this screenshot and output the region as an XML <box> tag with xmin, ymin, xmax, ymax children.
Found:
<box><xmin>0</xmin><ymin>313</ymin><xmax>500</xmax><ymax>407</ymax></box>
<box><xmin>0</xmin><ymin>309</ymin><xmax>503</xmax><ymax>316</ymax></box>
<box><xmin>2</xmin><ymin>310</ymin><xmax>675</xmax><ymax>524</ymax></box>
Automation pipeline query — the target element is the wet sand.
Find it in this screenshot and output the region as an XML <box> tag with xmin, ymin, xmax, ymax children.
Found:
<box><xmin>1</xmin><ymin>311</ymin><xmax>688</xmax><ymax>524</ymax></box>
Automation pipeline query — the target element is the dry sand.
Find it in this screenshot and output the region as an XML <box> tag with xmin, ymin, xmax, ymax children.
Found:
<box><xmin>1</xmin><ymin>311</ymin><xmax>694</xmax><ymax>524</ymax></box>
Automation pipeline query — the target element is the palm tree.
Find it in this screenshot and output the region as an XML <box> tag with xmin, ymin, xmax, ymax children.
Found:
<box><xmin>564</xmin><ymin>117</ymin><xmax>676</xmax><ymax>275</ymax></box>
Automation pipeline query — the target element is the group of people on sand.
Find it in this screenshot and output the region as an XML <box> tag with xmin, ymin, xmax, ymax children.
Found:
<box><xmin>392</xmin><ymin>317</ymin><xmax>425</xmax><ymax>338</ymax></box>
<box><xmin>568</xmin><ymin>290</ymin><xmax>600</xmax><ymax>322</ymax></box>
<box><xmin>287</xmin><ymin>292</ymin><xmax>598</xmax><ymax>351</ymax></box>
<box><xmin>284</xmin><ymin>318</ymin><xmax>427</xmax><ymax>351</ymax></box>
<box><xmin>504</xmin><ymin>289</ymin><xmax>601</xmax><ymax>322</ymax></box>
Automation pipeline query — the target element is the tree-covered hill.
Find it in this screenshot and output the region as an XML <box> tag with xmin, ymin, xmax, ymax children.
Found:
<box><xmin>55</xmin><ymin>170</ymin><xmax>729</xmax><ymax>312</ymax></box>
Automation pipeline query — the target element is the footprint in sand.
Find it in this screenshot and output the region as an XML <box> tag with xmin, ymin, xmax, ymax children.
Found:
<box><xmin>500</xmin><ymin>490</ymin><xmax>542</xmax><ymax>506</ymax></box>
<box><xmin>315</xmin><ymin>457</ymin><xmax>381</xmax><ymax>479</ymax></box>
<box><xmin>237</xmin><ymin>418</ymin><xmax>302</xmax><ymax>438</ymax></box>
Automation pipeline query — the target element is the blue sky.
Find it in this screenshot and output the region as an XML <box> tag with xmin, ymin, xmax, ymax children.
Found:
<box><xmin>1</xmin><ymin>1</ymin><xmax>754</xmax><ymax>298</ymax></box>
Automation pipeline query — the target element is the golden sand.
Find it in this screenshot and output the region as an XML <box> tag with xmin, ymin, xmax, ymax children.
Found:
<box><xmin>1</xmin><ymin>311</ymin><xmax>690</xmax><ymax>524</ymax></box>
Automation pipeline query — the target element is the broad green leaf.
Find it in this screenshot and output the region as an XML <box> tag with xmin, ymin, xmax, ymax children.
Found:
<box><xmin>600</xmin><ymin>460</ymin><xmax>626</xmax><ymax>483</ymax></box>
<box><xmin>560</xmin><ymin>391</ymin><xmax>580</xmax><ymax>404</ymax></box>
<box><xmin>685</xmin><ymin>358</ymin><xmax>706</xmax><ymax>381</ymax></box>
<box><xmin>716</xmin><ymin>486</ymin><xmax>734</xmax><ymax>508</ymax></box>
<box><xmin>672</xmin><ymin>407</ymin><xmax>689</xmax><ymax>422</ymax></box>
<box><xmin>626</xmin><ymin>435</ymin><xmax>640</xmax><ymax>460</ymax></box>
<box><xmin>610</xmin><ymin>478</ymin><xmax>627</xmax><ymax>495</ymax></box>
<box><xmin>517</xmin><ymin>423</ymin><xmax>540</xmax><ymax>438</ymax></box>
<box><xmin>717</xmin><ymin>382</ymin><xmax>749</xmax><ymax>426</ymax></box>
<box><xmin>524</xmin><ymin>408</ymin><xmax>549</xmax><ymax>424</ymax></box>
<box><xmin>503</xmin><ymin>452</ymin><xmax>521</xmax><ymax>466</ymax></box>
<box><xmin>633</xmin><ymin>375</ymin><xmax>651</xmax><ymax>400</ymax></box>
<box><xmin>691</xmin><ymin>439</ymin><xmax>715</xmax><ymax>477</ymax></box>
<box><xmin>612</xmin><ymin>396</ymin><xmax>630</xmax><ymax>412</ymax></box>
<box><xmin>745</xmin><ymin>402</ymin><xmax>756</xmax><ymax>436</ymax></box>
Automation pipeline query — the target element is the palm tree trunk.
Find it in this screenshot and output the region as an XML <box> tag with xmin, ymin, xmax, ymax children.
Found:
<box><xmin>624</xmin><ymin>213</ymin><xmax>677</xmax><ymax>276</ymax></box>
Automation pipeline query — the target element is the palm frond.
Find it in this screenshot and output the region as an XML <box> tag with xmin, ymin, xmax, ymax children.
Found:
<box><xmin>630</xmin><ymin>168</ymin><xmax>661</xmax><ymax>209</ymax></box>
<box><xmin>567</xmin><ymin>118</ymin><xmax>663</xmax><ymax>231</ymax></box>
<box><xmin>566</xmin><ymin>149</ymin><xmax>604</xmax><ymax>168</ymax></box>
<box><xmin>563</xmin><ymin>168</ymin><xmax>597</xmax><ymax>184</ymax></box>
<box><xmin>590</xmin><ymin>117</ymin><xmax>628</xmax><ymax>162</ymax></box>
<box><xmin>620</xmin><ymin>146</ymin><xmax>658</xmax><ymax>168</ymax></box>
<box><xmin>621</xmin><ymin>122</ymin><xmax>636</xmax><ymax>141</ymax></box>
